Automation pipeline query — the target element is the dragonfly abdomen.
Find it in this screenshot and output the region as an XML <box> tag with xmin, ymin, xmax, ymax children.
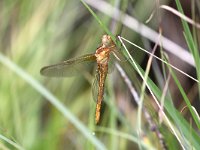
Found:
<box><xmin>95</xmin><ymin>63</ymin><xmax>108</xmax><ymax>124</ymax></box>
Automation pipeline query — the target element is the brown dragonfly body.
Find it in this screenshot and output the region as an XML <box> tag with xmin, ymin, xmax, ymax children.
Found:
<box><xmin>40</xmin><ymin>35</ymin><xmax>116</xmax><ymax>124</ymax></box>
<box><xmin>94</xmin><ymin>35</ymin><xmax>116</xmax><ymax>123</ymax></box>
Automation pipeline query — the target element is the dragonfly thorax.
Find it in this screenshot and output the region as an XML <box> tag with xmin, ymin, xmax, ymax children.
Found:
<box><xmin>95</xmin><ymin>49</ymin><xmax>110</xmax><ymax>64</ymax></box>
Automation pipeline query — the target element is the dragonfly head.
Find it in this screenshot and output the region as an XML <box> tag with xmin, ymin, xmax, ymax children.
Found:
<box><xmin>102</xmin><ymin>35</ymin><xmax>113</xmax><ymax>47</ymax></box>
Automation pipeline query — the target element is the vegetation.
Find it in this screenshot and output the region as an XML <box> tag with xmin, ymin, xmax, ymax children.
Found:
<box><xmin>0</xmin><ymin>0</ymin><xmax>199</xmax><ymax>149</ymax></box>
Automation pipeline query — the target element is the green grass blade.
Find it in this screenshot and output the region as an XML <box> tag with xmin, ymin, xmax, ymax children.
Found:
<box><xmin>0</xmin><ymin>134</ymin><xmax>25</xmax><ymax>150</ymax></box>
<box><xmin>96</xmin><ymin>127</ymin><xmax>156</xmax><ymax>150</ymax></box>
<box><xmin>0</xmin><ymin>53</ymin><xmax>106</xmax><ymax>150</ymax></box>
<box><xmin>136</xmin><ymin>61</ymin><xmax>200</xmax><ymax>149</ymax></box>
<box><xmin>170</xmin><ymin>67</ymin><xmax>200</xmax><ymax>129</ymax></box>
<box><xmin>174</xmin><ymin>0</ymin><xmax>200</xmax><ymax>130</ymax></box>
<box><xmin>119</xmin><ymin>36</ymin><xmax>200</xmax><ymax>149</ymax></box>
<box><xmin>80</xmin><ymin>0</ymin><xmax>116</xmax><ymax>42</ymax></box>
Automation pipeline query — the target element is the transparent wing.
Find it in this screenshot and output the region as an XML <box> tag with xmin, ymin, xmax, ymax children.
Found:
<box><xmin>40</xmin><ymin>54</ymin><xmax>96</xmax><ymax>77</ymax></box>
<box><xmin>112</xmin><ymin>49</ymin><xmax>127</xmax><ymax>62</ymax></box>
<box><xmin>92</xmin><ymin>73</ymin><xmax>99</xmax><ymax>102</ymax></box>
<box><xmin>108</xmin><ymin>52</ymin><xmax>116</xmax><ymax>74</ymax></box>
<box><xmin>92</xmin><ymin>72</ymin><xmax>109</xmax><ymax>102</ymax></box>
<box><xmin>108</xmin><ymin>50</ymin><xmax>126</xmax><ymax>74</ymax></box>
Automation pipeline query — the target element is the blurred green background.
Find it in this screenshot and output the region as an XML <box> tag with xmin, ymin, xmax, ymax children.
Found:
<box><xmin>0</xmin><ymin>0</ymin><xmax>200</xmax><ymax>150</ymax></box>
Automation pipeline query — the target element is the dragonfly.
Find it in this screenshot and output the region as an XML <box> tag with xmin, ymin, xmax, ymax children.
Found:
<box><xmin>40</xmin><ymin>35</ymin><xmax>118</xmax><ymax>124</ymax></box>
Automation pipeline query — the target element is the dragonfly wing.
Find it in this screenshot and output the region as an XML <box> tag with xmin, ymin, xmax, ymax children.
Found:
<box><xmin>92</xmin><ymin>73</ymin><xmax>99</xmax><ymax>102</ymax></box>
<box><xmin>92</xmin><ymin>72</ymin><xmax>109</xmax><ymax>103</ymax></box>
<box><xmin>108</xmin><ymin>53</ymin><xmax>115</xmax><ymax>74</ymax></box>
<box><xmin>112</xmin><ymin>50</ymin><xmax>127</xmax><ymax>62</ymax></box>
<box><xmin>40</xmin><ymin>54</ymin><xmax>96</xmax><ymax>77</ymax></box>
<box><xmin>107</xmin><ymin>50</ymin><xmax>128</xmax><ymax>74</ymax></box>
